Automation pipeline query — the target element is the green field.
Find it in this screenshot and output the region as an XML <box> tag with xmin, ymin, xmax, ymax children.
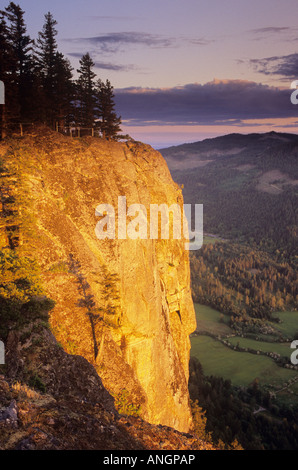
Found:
<box><xmin>191</xmin><ymin>304</ymin><xmax>298</xmax><ymax>398</ymax></box>
<box><xmin>269</xmin><ymin>311</ymin><xmax>298</xmax><ymax>339</ymax></box>
<box><xmin>190</xmin><ymin>335</ymin><xmax>296</xmax><ymax>388</ymax></box>
<box><xmin>228</xmin><ymin>336</ymin><xmax>291</xmax><ymax>357</ymax></box>
<box><xmin>194</xmin><ymin>303</ymin><xmax>231</xmax><ymax>336</ymax></box>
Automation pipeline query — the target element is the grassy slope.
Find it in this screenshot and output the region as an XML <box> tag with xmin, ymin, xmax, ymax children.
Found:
<box><xmin>269</xmin><ymin>311</ymin><xmax>298</xmax><ymax>339</ymax></box>
<box><xmin>191</xmin><ymin>304</ymin><xmax>298</xmax><ymax>396</ymax></box>
<box><xmin>194</xmin><ymin>303</ymin><xmax>231</xmax><ymax>336</ymax></box>
<box><xmin>190</xmin><ymin>334</ymin><xmax>297</xmax><ymax>388</ymax></box>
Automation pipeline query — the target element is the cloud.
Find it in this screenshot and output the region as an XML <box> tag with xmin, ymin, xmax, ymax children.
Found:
<box><xmin>182</xmin><ymin>36</ymin><xmax>214</xmax><ymax>46</ymax></box>
<box><xmin>249</xmin><ymin>26</ymin><xmax>290</xmax><ymax>35</ymax></box>
<box><xmin>67</xmin><ymin>52</ymin><xmax>136</xmax><ymax>72</ymax></box>
<box><xmin>84</xmin><ymin>15</ymin><xmax>142</xmax><ymax>21</ymax></box>
<box><xmin>65</xmin><ymin>32</ymin><xmax>175</xmax><ymax>54</ymax></box>
<box><xmin>64</xmin><ymin>31</ymin><xmax>213</xmax><ymax>54</ymax></box>
<box><xmin>93</xmin><ymin>61</ymin><xmax>136</xmax><ymax>72</ymax></box>
<box><xmin>114</xmin><ymin>79</ymin><xmax>296</xmax><ymax>126</ymax></box>
<box><xmin>247</xmin><ymin>26</ymin><xmax>295</xmax><ymax>43</ymax></box>
<box><xmin>250</xmin><ymin>53</ymin><xmax>298</xmax><ymax>78</ymax></box>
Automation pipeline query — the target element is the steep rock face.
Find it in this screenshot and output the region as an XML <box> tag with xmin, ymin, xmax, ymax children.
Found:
<box><xmin>0</xmin><ymin>132</ymin><xmax>196</xmax><ymax>432</ymax></box>
<box><xmin>0</xmin><ymin>320</ymin><xmax>215</xmax><ymax>450</ymax></box>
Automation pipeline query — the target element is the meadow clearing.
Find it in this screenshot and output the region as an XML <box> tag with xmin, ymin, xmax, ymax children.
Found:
<box><xmin>191</xmin><ymin>304</ymin><xmax>298</xmax><ymax>401</ymax></box>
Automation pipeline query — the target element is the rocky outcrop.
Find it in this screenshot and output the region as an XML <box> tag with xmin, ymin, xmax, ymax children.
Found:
<box><xmin>4</xmin><ymin>324</ymin><xmax>115</xmax><ymax>413</ymax></box>
<box><xmin>0</xmin><ymin>372</ymin><xmax>215</xmax><ymax>450</ymax></box>
<box><xmin>0</xmin><ymin>130</ymin><xmax>196</xmax><ymax>433</ymax></box>
<box><xmin>0</xmin><ymin>317</ymin><xmax>214</xmax><ymax>451</ymax></box>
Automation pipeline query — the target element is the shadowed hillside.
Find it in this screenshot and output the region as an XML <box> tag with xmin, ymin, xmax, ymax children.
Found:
<box><xmin>160</xmin><ymin>132</ymin><xmax>298</xmax><ymax>260</ymax></box>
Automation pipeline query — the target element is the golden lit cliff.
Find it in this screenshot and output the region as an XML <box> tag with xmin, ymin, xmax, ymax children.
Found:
<box><xmin>0</xmin><ymin>129</ymin><xmax>196</xmax><ymax>433</ymax></box>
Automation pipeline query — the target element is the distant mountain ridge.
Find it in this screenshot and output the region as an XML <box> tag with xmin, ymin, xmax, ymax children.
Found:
<box><xmin>160</xmin><ymin>131</ymin><xmax>298</xmax><ymax>259</ymax></box>
<box><xmin>160</xmin><ymin>131</ymin><xmax>298</xmax><ymax>171</ymax></box>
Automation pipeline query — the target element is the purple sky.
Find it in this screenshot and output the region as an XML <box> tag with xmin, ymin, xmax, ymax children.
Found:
<box><xmin>12</xmin><ymin>0</ymin><xmax>298</xmax><ymax>147</ymax></box>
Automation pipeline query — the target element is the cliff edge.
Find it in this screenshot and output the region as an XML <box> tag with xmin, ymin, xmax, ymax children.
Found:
<box><xmin>0</xmin><ymin>129</ymin><xmax>196</xmax><ymax>434</ymax></box>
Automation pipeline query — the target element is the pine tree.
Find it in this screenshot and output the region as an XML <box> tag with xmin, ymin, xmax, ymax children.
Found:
<box><xmin>95</xmin><ymin>78</ymin><xmax>122</xmax><ymax>140</ymax></box>
<box><xmin>190</xmin><ymin>399</ymin><xmax>211</xmax><ymax>441</ymax></box>
<box><xmin>0</xmin><ymin>8</ymin><xmax>19</xmax><ymax>135</ymax></box>
<box><xmin>52</xmin><ymin>52</ymin><xmax>74</xmax><ymax>129</ymax></box>
<box><xmin>0</xmin><ymin>13</ymin><xmax>9</xmax><ymax>137</ymax></box>
<box><xmin>36</xmin><ymin>12</ymin><xmax>58</xmax><ymax>84</ymax></box>
<box><xmin>0</xmin><ymin>13</ymin><xmax>11</xmax><ymax>79</ymax></box>
<box><xmin>35</xmin><ymin>12</ymin><xmax>74</xmax><ymax>128</ymax></box>
<box><xmin>4</xmin><ymin>3</ymin><xmax>32</xmax><ymax>79</ymax></box>
<box><xmin>76</xmin><ymin>52</ymin><xmax>96</xmax><ymax>128</ymax></box>
<box><xmin>4</xmin><ymin>2</ymin><xmax>33</xmax><ymax>123</ymax></box>
<box><xmin>36</xmin><ymin>12</ymin><xmax>58</xmax><ymax>125</ymax></box>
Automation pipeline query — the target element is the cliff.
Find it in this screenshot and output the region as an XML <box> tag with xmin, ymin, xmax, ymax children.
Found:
<box><xmin>0</xmin><ymin>129</ymin><xmax>196</xmax><ymax>436</ymax></box>
<box><xmin>0</xmin><ymin>325</ymin><xmax>215</xmax><ymax>450</ymax></box>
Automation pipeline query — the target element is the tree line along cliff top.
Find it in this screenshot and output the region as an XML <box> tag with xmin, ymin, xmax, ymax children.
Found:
<box><xmin>0</xmin><ymin>3</ymin><xmax>123</xmax><ymax>141</ymax></box>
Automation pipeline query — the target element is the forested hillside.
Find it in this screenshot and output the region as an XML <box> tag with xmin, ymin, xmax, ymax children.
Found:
<box><xmin>161</xmin><ymin>132</ymin><xmax>298</xmax><ymax>261</ymax></box>
<box><xmin>162</xmin><ymin>132</ymin><xmax>298</xmax><ymax>450</ymax></box>
<box><xmin>190</xmin><ymin>242</ymin><xmax>297</xmax><ymax>325</ymax></box>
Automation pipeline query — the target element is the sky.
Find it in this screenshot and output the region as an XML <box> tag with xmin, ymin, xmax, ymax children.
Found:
<box><xmin>9</xmin><ymin>0</ymin><xmax>298</xmax><ymax>147</ymax></box>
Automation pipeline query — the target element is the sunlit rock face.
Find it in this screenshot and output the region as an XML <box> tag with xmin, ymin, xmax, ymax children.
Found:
<box><xmin>7</xmin><ymin>133</ymin><xmax>196</xmax><ymax>432</ymax></box>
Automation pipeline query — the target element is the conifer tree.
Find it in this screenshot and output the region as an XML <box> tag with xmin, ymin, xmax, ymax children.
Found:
<box><xmin>95</xmin><ymin>78</ymin><xmax>122</xmax><ymax>140</ymax></box>
<box><xmin>52</xmin><ymin>52</ymin><xmax>74</xmax><ymax>129</ymax></box>
<box><xmin>36</xmin><ymin>12</ymin><xmax>58</xmax><ymax>85</ymax></box>
<box><xmin>4</xmin><ymin>3</ymin><xmax>32</xmax><ymax>79</ymax></box>
<box><xmin>0</xmin><ymin>12</ymin><xmax>11</xmax><ymax>79</ymax></box>
<box><xmin>36</xmin><ymin>12</ymin><xmax>58</xmax><ymax>125</ymax></box>
<box><xmin>76</xmin><ymin>52</ymin><xmax>96</xmax><ymax>128</ymax></box>
<box><xmin>190</xmin><ymin>399</ymin><xmax>210</xmax><ymax>441</ymax></box>
<box><xmin>35</xmin><ymin>12</ymin><xmax>74</xmax><ymax>128</ymax></box>
<box><xmin>0</xmin><ymin>13</ymin><xmax>10</xmax><ymax>137</ymax></box>
<box><xmin>4</xmin><ymin>2</ymin><xmax>33</xmax><ymax>122</ymax></box>
<box><xmin>0</xmin><ymin>7</ymin><xmax>19</xmax><ymax>134</ymax></box>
